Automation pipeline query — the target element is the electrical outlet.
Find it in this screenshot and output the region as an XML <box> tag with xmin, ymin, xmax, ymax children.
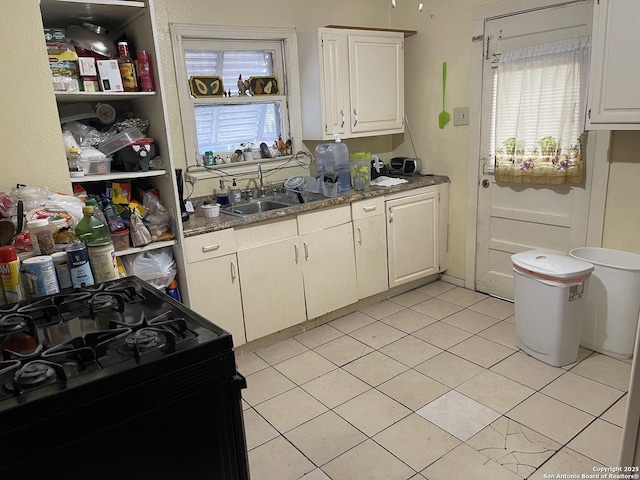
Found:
<box><xmin>187</xmin><ymin>174</ymin><xmax>198</xmax><ymax>185</ymax></box>
<box><xmin>453</xmin><ymin>107</ymin><xmax>469</xmax><ymax>126</ymax></box>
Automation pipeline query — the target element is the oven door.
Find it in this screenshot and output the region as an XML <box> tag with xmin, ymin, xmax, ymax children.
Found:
<box><xmin>0</xmin><ymin>350</ymin><xmax>249</xmax><ymax>480</ymax></box>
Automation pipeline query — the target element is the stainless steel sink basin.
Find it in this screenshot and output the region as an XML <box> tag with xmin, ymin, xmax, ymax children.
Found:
<box><xmin>221</xmin><ymin>199</ymin><xmax>293</xmax><ymax>217</ymax></box>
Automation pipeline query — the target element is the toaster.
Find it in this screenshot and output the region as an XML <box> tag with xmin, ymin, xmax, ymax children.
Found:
<box><xmin>389</xmin><ymin>157</ymin><xmax>422</xmax><ymax>176</ymax></box>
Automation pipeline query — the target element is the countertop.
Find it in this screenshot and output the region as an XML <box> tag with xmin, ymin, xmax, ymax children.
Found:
<box><xmin>182</xmin><ymin>174</ymin><xmax>450</xmax><ymax>238</ymax></box>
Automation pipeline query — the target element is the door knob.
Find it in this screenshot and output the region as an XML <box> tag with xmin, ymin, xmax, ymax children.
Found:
<box><xmin>482</xmin><ymin>179</ymin><xmax>490</xmax><ymax>188</ymax></box>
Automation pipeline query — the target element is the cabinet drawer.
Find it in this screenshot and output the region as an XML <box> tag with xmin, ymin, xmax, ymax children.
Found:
<box><xmin>236</xmin><ymin>218</ymin><xmax>298</xmax><ymax>250</ymax></box>
<box><xmin>184</xmin><ymin>229</ymin><xmax>237</xmax><ymax>264</ymax></box>
<box><xmin>298</xmin><ymin>204</ymin><xmax>351</xmax><ymax>235</ymax></box>
<box><xmin>351</xmin><ymin>197</ymin><xmax>384</xmax><ymax>220</ymax></box>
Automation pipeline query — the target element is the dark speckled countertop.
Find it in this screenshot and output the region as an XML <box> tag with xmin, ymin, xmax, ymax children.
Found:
<box><xmin>182</xmin><ymin>175</ymin><xmax>450</xmax><ymax>238</ymax></box>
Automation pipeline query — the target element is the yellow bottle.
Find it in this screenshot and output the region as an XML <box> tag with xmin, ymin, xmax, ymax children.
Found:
<box><xmin>0</xmin><ymin>246</ymin><xmax>24</xmax><ymax>304</ymax></box>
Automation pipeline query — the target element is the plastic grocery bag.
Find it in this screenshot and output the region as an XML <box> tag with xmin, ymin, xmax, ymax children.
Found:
<box><xmin>126</xmin><ymin>247</ymin><xmax>176</xmax><ymax>289</ymax></box>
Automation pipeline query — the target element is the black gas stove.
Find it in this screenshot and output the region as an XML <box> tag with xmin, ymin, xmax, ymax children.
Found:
<box><xmin>0</xmin><ymin>276</ymin><xmax>249</xmax><ymax>480</ymax></box>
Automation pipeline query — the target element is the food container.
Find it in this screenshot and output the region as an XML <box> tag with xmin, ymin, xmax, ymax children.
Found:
<box><xmin>79</xmin><ymin>157</ymin><xmax>112</xmax><ymax>175</ymax></box>
<box><xmin>201</xmin><ymin>204</ymin><xmax>220</xmax><ymax>218</ymax></box>
<box><xmin>109</xmin><ymin>228</ymin><xmax>130</xmax><ymax>251</ymax></box>
<box><xmin>350</xmin><ymin>152</ymin><xmax>371</xmax><ymax>191</ymax></box>
<box><xmin>98</xmin><ymin>127</ymin><xmax>144</xmax><ymax>156</ymax></box>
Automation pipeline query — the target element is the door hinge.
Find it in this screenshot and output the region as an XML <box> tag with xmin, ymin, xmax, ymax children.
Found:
<box><xmin>588</xmin><ymin>108</ymin><xmax>591</xmax><ymax>119</ymax></box>
<box><xmin>472</xmin><ymin>35</ymin><xmax>483</xmax><ymax>43</ymax></box>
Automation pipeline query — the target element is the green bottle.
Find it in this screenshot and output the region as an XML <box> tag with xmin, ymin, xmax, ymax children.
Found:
<box><xmin>75</xmin><ymin>205</ymin><xmax>110</xmax><ymax>244</ymax></box>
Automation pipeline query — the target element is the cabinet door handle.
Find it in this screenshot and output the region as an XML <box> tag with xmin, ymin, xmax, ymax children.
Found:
<box><xmin>230</xmin><ymin>261</ymin><xmax>237</xmax><ymax>282</ymax></box>
<box><xmin>303</xmin><ymin>242</ymin><xmax>309</xmax><ymax>260</ymax></box>
<box><xmin>363</xmin><ymin>205</ymin><xmax>376</xmax><ymax>212</ymax></box>
<box><xmin>357</xmin><ymin>227</ymin><xmax>362</xmax><ymax>245</ymax></box>
<box><xmin>353</xmin><ymin>109</ymin><xmax>358</xmax><ymax>127</ymax></box>
<box><xmin>202</xmin><ymin>243</ymin><xmax>221</xmax><ymax>253</ymax></box>
<box><xmin>388</xmin><ymin>207</ymin><xmax>393</xmax><ymax>223</ymax></box>
<box><xmin>340</xmin><ymin>110</ymin><xmax>345</xmax><ymax>128</ymax></box>
<box><xmin>294</xmin><ymin>244</ymin><xmax>300</xmax><ymax>263</ymax></box>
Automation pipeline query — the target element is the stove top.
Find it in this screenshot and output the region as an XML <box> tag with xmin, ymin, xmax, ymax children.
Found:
<box><xmin>0</xmin><ymin>276</ymin><xmax>229</xmax><ymax>409</ymax></box>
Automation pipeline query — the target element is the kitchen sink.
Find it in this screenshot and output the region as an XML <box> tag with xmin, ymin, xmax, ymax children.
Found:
<box><xmin>221</xmin><ymin>198</ymin><xmax>294</xmax><ymax>217</ymax></box>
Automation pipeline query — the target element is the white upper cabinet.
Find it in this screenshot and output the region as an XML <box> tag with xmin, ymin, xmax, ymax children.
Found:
<box><xmin>587</xmin><ymin>0</ymin><xmax>640</xmax><ymax>129</ymax></box>
<box><xmin>298</xmin><ymin>27</ymin><xmax>406</xmax><ymax>140</ymax></box>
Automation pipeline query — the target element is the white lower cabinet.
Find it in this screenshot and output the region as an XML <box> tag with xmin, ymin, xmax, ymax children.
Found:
<box><xmin>183</xmin><ymin>230</ymin><xmax>246</xmax><ymax>346</ymax></box>
<box><xmin>386</xmin><ymin>189</ymin><xmax>440</xmax><ymax>288</ymax></box>
<box><xmin>352</xmin><ymin>197</ymin><xmax>388</xmax><ymax>299</ymax></box>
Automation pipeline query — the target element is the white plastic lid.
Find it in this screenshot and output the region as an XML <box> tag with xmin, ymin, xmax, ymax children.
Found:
<box><xmin>512</xmin><ymin>250</ymin><xmax>593</xmax><ymax>278</ymax></box>
<box><xmin>27</xmin><ymin>219</ymin><xmax>49</xmax><ymax>228</ymax></box>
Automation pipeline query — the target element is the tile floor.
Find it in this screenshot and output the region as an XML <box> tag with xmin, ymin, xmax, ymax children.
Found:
<box><xmin>236</xmin><ymin>281</ymin><xmax>632</xmax><ymax>480</ymax></box>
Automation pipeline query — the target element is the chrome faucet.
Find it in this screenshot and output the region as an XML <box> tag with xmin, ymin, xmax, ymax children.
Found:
<box><xmin>257</xmin><ymin>163</ymin><xmax>266</xmax><ymax>197</ymax></box>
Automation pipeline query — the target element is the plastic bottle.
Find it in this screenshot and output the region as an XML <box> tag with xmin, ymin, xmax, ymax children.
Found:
<box><xmin>136</xmin><ymin>50</ymin><xmax>155</xmax><ymax>92</ymax></box>
<box><xmin>117</xmin><ymin>41</ymin><xmax>138</xmax><ymax>92</ymax></box>
<box><xmin>230</xmin><ymin>178</ymin><xmax>242</xmax><ymax>205</ymax></box>
<box><xmin>0</xmin><ymin>246</ymin><xmax>24</xmax><ymax>304</ymax></box>
<box><xmin>315</xmin><ymin>134</ymin><xmax>350</xmax><ymax>192</ymax></box>
<box><xmin>75</xmin><ymin>205</ymin><xmax>110</xmax><ymax>245</ymax></box>
<box><xmin>84</xmin><ymin>198</ymin><xmax>107</xmax><ymax>229</ymax></box>
<box><xmin>102</xmin><ymin>202</ymin><xmax>125</xmax><ymax>232</ymax></box>
<box><xmin>166</xmin><ymin>280</ymin><xmax>181</xmax><ymax>301</ymax></box>
<box><xmin>27</xmin><ymin>219</ymin><xmax>57</xmax><ymax>255</ymax></box>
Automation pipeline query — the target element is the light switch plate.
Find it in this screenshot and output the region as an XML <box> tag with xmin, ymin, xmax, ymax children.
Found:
<box><xmin>453</xmin><ymin>107</ymin><xmax>469</xmax><ymax>126</ymax></box>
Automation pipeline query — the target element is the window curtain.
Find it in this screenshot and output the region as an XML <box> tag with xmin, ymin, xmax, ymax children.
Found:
<box><xmin>494</xmin><ymin>36</ymin><xmax>591</xmax><ymax>185</ymax></box>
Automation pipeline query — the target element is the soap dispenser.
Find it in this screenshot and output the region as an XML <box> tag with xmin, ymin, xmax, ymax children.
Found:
<box><xmin>230</xmin><ymin>178</ymin><xmax>242</xmax><ymax>204</ymax></box>
<box><xmin>216</xmin><ymin>179</ymin><xmax>231</xmax><ymax>207</ymax></box>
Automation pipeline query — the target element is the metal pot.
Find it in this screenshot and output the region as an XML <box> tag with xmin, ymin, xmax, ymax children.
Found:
<box><xmin>66</xmin><ymin>23</ymin><xmax>117</xmax><ymax>58</ymax></box>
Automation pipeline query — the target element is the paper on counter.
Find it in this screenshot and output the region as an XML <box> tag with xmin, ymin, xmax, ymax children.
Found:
<box><xmin>370</xmin><ymin>176</ymin><xmax>409</xmax><ymax>187</ymax></box>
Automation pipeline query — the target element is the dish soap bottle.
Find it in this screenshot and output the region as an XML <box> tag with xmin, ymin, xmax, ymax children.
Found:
<box><xmin>230</xmin><ymin>178</ymin><xmax>242</xmax><ymax>205</ymax></box>
<box><xmin>216</xmin><ymin>179</ymin><xmax>231</xmax><ymax>207</ymax></box>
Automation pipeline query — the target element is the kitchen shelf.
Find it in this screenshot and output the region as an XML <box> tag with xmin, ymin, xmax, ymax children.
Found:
<box><xmin>70</xmin><ymin>169</ymin><xmax>167</xmax><ymax>183</ymax></box>
<box><xmin>114</xmin><ymin>239</ymin><xmax>177</xmax><ymax>258</ymax></box>
<box><xmin>55</xmin><ymin>91</ymin><xmax>156</xmax><ymax>103</ymax></box>
<box><xmin>40</xmin><ymin>0</ymin><xmax>146</xmax><ymax>30</ymax></box>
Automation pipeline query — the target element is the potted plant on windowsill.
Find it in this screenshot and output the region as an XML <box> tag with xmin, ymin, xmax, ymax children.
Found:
<box><xmin>241</xmin><ymin>142</ymin><xmax>255</xmax><ymax>161</ymax></box>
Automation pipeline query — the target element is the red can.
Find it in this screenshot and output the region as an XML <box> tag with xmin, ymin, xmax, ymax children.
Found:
<box><xmin>136</xmin><ymin>50</ymin><xmax>155</xmax><ymax>92</ymax></box>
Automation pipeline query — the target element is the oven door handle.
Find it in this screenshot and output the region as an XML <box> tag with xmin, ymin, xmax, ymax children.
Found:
<box><xmin>230</xmin><ymin>371</ymin><xmax>247</xmax><ymax>400</ymax></box>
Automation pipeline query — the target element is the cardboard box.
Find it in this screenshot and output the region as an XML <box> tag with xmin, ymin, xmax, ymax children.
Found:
<box><xmin>44</xmin><ymin>28</ymin><xmax>67</xmax><ymax>53</ymax></box>
<box><xmin>96</xmin><ymin>60</ymin><xmax>123</xmax><ymax>92</ymax></box>
<box><xmin>49</xmin><ymin>49</ymin><xmax>79</xmax><ymax>92</ymax></box>
<box><xmin>107</xmin><ymin>182</ymin><xmax>132</xmax><ymax>204</ymax></box>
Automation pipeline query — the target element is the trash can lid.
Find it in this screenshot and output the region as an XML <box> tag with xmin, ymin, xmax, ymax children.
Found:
<box><xmin>512</xmin><ymin>250</ymin><xmax>594</xmax><ymax>278</ymax></box>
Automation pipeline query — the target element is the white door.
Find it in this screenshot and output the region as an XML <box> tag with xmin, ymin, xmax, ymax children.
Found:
<box><xmin>476</xmin><ymin>1</ymin><xmax>594</xmax><ymax>299</ymax></box>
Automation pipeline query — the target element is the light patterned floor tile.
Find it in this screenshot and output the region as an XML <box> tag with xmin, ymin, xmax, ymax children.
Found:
<box><xmin>294</xmin><ymin>324</ymin><xmax>343</xmax><ymax>349</ymax></box>
<box><xmin>412</xmin><ymin>321</ymin><xmax>472</xmax><ymax>350</ymax></box>
<box><xmin>567</xmin><ymin>418</ymin><xmax>622</xmax><ymax>467</ymax></box>
<box><xmin>467</xmin><ymin>417</ymin><xmax>560</xmax><ymax>478</ymax></box>
<box><xmin>329</xmin><ymin>310</ymin><xmax>376</xmax><ymax>334</ymax></box>
<box><xmin>477</xmin><ymin>321</ymin><xmax>517</xmax><ymax>349</ymax></box>
<box><xmin>421</xmin><ymin>443</ymin><xmax>521</xmax><ymax>480</ymax></box>
<box><xmin>248</xmin><ymin>436</ymin><xmax>315</xmax><ymax>480</ymax></box>
<box><xmin>243</xmin><ymin>367</ymin><xmax>296</xmax><ymax>406</ymax></box>
<box><xmin>373</xmin><ymin>414</ymin><xmax>460</xmax><ymax>471</ymax></box>
<box><xmin>561</xmin><ymin>347</ymin><xmax>594</xmax><ymax>370</ymax></box>
<box><xmin>299</xmin><ymin>469</ymin><xmax>332</xmax><ymax>480</ymax></box>
<box><xmin>415</xmin><ymin>280</ymin><xmax>456</xmax><ymax>297</ymax></box>
<box><xmin>468</xmin><ymin>296</ymin><xmax>515</xmax><ymax>319</ymax></box>
<box><xmin>441</xmin><ymin>308</ymin><xmax>501</xmax><ymax>334</ymax></box>
<box><xmin>436</xmin><ymin>286</ymin><xmax>488</xmax><ymax>307</ymax></box>
<box><xmin>449</xmin><ymin>335</ymin><xmax>515</xmax><ymax>369</ymax></box>
<box><xmin>379</xmin><ymin>335</ymin><xmax>442</xmax><ymax>367</ymax></box>
<box><xmin>541</xmin><ymin>371</ymin><xmax>625</xmax><ymax>416</ymax></box>
<box><xmin>348</xmin><ymin>321</ymin><xmax>406</xmax><ymax>349</ymax></box>
<box><xmin>343</xmin><ymin>351</ymin><xmax>408</xmax><ymax>387</ymax></box>
<box><xmin>389</xmin><ymin>289</ymin><xmax>431</xmax><ymax>307</ymax></box>
<box><xmin>334</xmin><ymin>388</ymin><xmax>411</xmax><ymax>437</ymax></box>
<box><xmin>236</xmin><ymin>352</ymin><xmax>269</xmax><ymax>376</ymax></box>
<box><xmin>301</xmin><ymin>368</ymin><xmax>370</xmax><ymax>409</ymax></box>
<box><xmin>358</xmin><ymin>299</ymin><xmax>405</xmax><ymax>320</ymax></box>
<box><xmin>254</xmin><ymin>337</ymin><xmax>309</xmax><ymax>365</ymax></box>
<box><xmin>273</xmin><ymin>350</ymin><xmax>336</xmax><ymax>385</ymax></box>
<box><xmin>415</xmin><ymin>351</ymin><xmax>484</xmax><ymax>388</ymax></box>
<box><xmin>285</xmin><ymin>411</ymin><xmax>367</xmax><ymax>466</ymax></box>
<box><xmin>378</xmin><ymin>368</ymin><xmax>450</xmax><ymax>411</ymax></box>
<box><xmin>570</xmin><ymin>353</ymin><xmax>632</xmax><ymax>391</ymax></box>
<box><xmin>457</xmin><ymin>370</ymin><xmax>535</xmax><ymax>414</ymax></box>
<box><xmin>491</xmin><ymin>352</ymin><xmax>564</xmax><ymax>390</ymax></box>
<box><xmin>313</xmin><ymin>335</ymin><xmax>373</xmax><ymax>366</ymax></box>
<box><xmin>254</xmin><ymin>387</ymin><xmax>328</xmax><ymax>433</ymax></box>
<box><xmin>528</xmin><ymin>447</ymin><xmax>605</xmax><ymax>479</ymax></box>
<box><xmin>601</xmin><ymin>393</ymin><xmax>627</xmax><ymax>427</ymax></box>
<box><xmin>410</xmin><ymin>297</ymin><xmax>464</xmax><ymax>320</ymax></box>
<box><xmin>416</xmin><ymin>390</ymin><xmax>501</xmax><ymax>441</ymax></box>
<box><xmin>323</xmin><ymin>439</ymin><xmax>415</xmax><ymax>480</ymax></box>
<box><xmin>379</xmin><ymin>308</ymin><xmax>439</xmax><ymax>333</ymax></box>
<box><xmin>243</xmin><ymin>408</ymin><xmax>280</xmax><ymax>451</ymax></box>
<box><xmin>507</xmin><ymin>393</ymin><xmax>594</xmax><ymax>444</ymax></box>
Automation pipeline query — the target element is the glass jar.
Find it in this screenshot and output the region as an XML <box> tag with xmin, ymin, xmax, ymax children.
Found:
<box><xmin>349</xmin><ymin>152</ymin><xmax>371</xmax><ymax>191</ymax></box>
<box><xmin>27</xmin><ymin>219</ymin><xmax>56</xmax><ymax>255</ymax></box>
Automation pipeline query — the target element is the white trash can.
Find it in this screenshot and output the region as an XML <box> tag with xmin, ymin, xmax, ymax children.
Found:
<box><xmin>569</xmin><ymin>247</ymin><xmax>640</xmax><ymax>359</ymax></box>
<box><xmin>512</xmin><ymin>250</ymin><xmax>594</xmax><ymax>367</ymax></box>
